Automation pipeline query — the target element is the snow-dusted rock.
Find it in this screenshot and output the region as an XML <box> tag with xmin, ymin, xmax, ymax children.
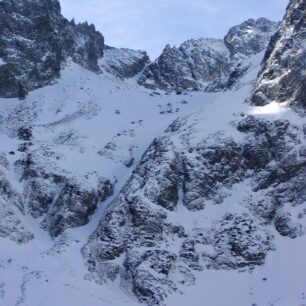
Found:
<box><xmin>225</xmin><ymin>18</ymin><xmax>280</xmax><ymax>58</ymax></box>
<box><xmin>138</xmin><ymin>38</ymin><xmax>231</xmax><ymax>92</ymax></box>
<box><xmin>0</xmin><ymin>170</ymin><xmax>33</xmax><ymax>243</ymax></box>
<box><xmin>251</xmin><ymin>0</ymin><xmax>306</xmax><ymax>110</ymax></box>
<box><xmin>83</xmin><ymin>108</ymin><xmax>305</xmax><ymax>305</ymax></box>
<box><xmin>41</xmin><ymin>177</ymin><xmax>113</xmax><ymax>237</ymax></box>
<box><xmin>100</xmin><ymin>46</ymin><xmax>150</xmax><ymax>79</ymax></box>
<box><xmin>0</xmin><ymin>0</ymin><xmax>104</xmax><ymax>99</ymax></box>
<box><xmin>138</xmin><ymin>18</ymin><xmax>278</xmax><ymax>93</ymax></box>
<box><xmin>19</xmin><ymin>156</ymin><xmax>114</xmax><ymax>237</ymax></box>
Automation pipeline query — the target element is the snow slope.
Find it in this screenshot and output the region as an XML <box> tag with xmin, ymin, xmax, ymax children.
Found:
<box><xmin>0</xmin><ymin>44</ymin><xmax>305</xmax><ymax>306</ymax></box>
<box><xmin>0</xmin><ymin>59</ymin><xmax>228</xmax><ymax>306</ymax></box>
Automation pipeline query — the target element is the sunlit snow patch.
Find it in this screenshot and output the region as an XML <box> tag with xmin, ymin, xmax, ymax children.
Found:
<box><xmin>249</xmin><ymin>101</ymin><xmax>289</xmax><ymax>116</ymax></box>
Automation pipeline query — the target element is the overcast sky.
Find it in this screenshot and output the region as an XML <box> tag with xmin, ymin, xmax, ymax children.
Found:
<box><xmin>60</xmin><ymin>0</ymin><xmax>288</xmax><ymax>59</ymax></box>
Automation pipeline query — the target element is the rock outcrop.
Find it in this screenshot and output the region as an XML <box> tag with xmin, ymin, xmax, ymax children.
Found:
<box><xmin>100</xmin><ymin>46</ymin><xmax>150</xmax><ymax>79</ymax></box>
<box><xmin>0</xmin><ymin>170</ymin><xmax>33</xmax><ymax>243</ymax></box>
<box><xmin>251</xmin><ymin>0</ymin><xmax>306</xmax><ymax>111</ymax></box>
<box><xmin>83</xmin><ymin>108</ymin><xmax>305</xmax><ymax>305</ymax></box>
<box><xmin>18</xmin><ymin>155</ymin><xmax>114</xmax><ymax>237</ymax></box>
<box><xmin>0</xmin><ymin>0</ymin><xmax>104</xmax><ymax>99</ymax></box>
<box><xmin>224</xmin><ymin>17</ymin><xmax>280</xmax><ymax>58</ymax></box>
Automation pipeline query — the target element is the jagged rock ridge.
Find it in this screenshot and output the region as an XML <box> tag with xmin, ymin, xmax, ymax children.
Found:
<box><xmin>138</xmin><ymin>18</ymin><xmax>279</xmax><ymax>92</ymax></box>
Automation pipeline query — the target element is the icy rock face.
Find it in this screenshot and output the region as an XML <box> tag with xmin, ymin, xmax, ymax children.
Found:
<box><xmin>251</xmin><ymin>0</ymin><xmax>306</xmax><ymax>110</ymax></box>
<box><xmin>17</xmin><ymin>155</ymin><xmax>113</xmax><ymax>237</ymax></box>
<box><xmin>100</xmin><ymin>46</ymin><xmax>150</xmax><ymax>79</ymax></box>
<box><xmin>238</xmin><ymin>116</ymin><xmax>306</xmax><ymax>238</ymax></box>
<box><xmin>0</xmin><ymin>0</ymin><xmax>104</xmax><ymax>99</ymax></box>
<box><xmin>41</xmin><ymin>178</ymin><xmax>113</xmax><ymax>237</ymax></box>
<box><xmin>138</xmin><ymin>19</ymin><xmax>278</xmax><ymax>92</ymax></box>
<box><xmin>224</xmin><ymin>18</ymin><xmax>280</xmax><ymax>58</ymax></box>
<box><xmin>83</xmin><ymin>110</ymin><xmax>305</xmax><ymax>305</ymax></box>
<box><xmin>0</xmin><ymin>170</ymin><xmax>33</xmax><ymax>243</ymax></box>
<box><xmin>138</xmin><ymin>39</ymin><xmax>231</xmax><ymax>92</ymax></box>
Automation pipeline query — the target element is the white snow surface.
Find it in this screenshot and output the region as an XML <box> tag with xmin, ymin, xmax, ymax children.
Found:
<box><xmin>0</xmin><ymin>52</ymin><xmax>305</xmax><ymax>306</ymax></box>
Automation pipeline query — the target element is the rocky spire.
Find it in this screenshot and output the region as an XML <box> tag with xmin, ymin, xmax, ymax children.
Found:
<box><xmin>251</xmin><ymin>0</ymin><xmax>306</xmax><ymax>111</ymax></box>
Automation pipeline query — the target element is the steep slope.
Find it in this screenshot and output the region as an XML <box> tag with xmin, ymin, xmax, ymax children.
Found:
<box><xmin>251</xmin><ymin>0</ymin><xmax>306</xmax><ymax>111</ymax></box>
<box><xmin>0</xmin><ymin>169</ymin><xmax>33</xmax><ymax>243</ymax></box>
<box><xmin>84</xmin><ymin>49</ymin><xmax>306</xmax><ymax>305</ymax></box>
<box><xmin>0</xmin><ymin>56</ymin><xmax>219</xmax><ymax>241</ymax></box>
<box><xmin>0</xmin><ymin>57</ymin><xmax>245</xmax><ymax>306</ymax></box>
<box><xmin>0</xmin><ymin>0</ymin><xmax>305</xmax><ymax>305</ymax></box>
<box><xmin>138</xmin><ymin>18</ymin><xmax>279</xmax><ymax>93</ymax></box>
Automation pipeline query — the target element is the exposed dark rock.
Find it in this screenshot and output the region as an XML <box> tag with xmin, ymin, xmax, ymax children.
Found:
<box><xmin>42</xmin><ymin>178</ymin><xmax>113</xmax><ymax>237</ymax></box>
<box><xmin>17</xmin><ymin>127</ymin><xmax>32</xmax><ymax>141</ymax></box>
<box><xmin>182</xmin><ymin>139</ymin><xmax>246</xmax><ymax>209</ymax></box>
<box><xmin>224</xmin><ymin>18</ymin><xmax>280</xmax><ymax>57</ymax></box>
<box><xmin>101</xmin><ymin>46</ymin><xmax>150</xmax><ymax>79</ymax></box>
<box><xmin>0</xmin><ymin>0</ymin><xmax>104</xmax><ymax>98</ymax></box>
<box><xmin>125</xmin><ymin>250</ymin><xmax>178</xmax><ymax>305</ymax></box>
<box><xmin>206</xmin><ymin>213</ymin><xmax>274</xmax><ymax>269</ymax></box>
<box><xmin>0</xmin><ymin>170</ymin><xmax>33</xmax><ymax>243</ymax></box>
<box><xmin>138</xmin><ymin>18</ymin><xmax>278</xmax><ymax>93</ymax></box>
<box><xmin>179</xmin><ymin>239</ymin><xmax>200</xmax><ymax>270</ymax></box>
<box><xmin>17</xmin><ymin>154</ymin><xmax>113</xmax><ymax>237</ymax></box>
<box><xmin>251</xmin><ymin>0</ymin><xmax>306</xmax><ymax>111</ymax></box>
<box><xmin>138</xmin><ymin>39</ymin><xmax>231</xmax><ymax>92</ymax></box>
<box><xmin>274</xmin><ymin>211</ymin><xmax>303</xmax><ymax>238</ymax></box>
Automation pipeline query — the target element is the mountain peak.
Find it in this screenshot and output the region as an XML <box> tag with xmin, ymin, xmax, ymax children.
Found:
<box><xmin>138</xmin><ymin>18</ymin><xmax>278</xmax><ymax>92</ymax></box>
<box><xmin>224</xmin><ymin>17</ymin><xmax>279</xmax><ymax>57</ymax></box>
<box><xmin>0</xmin><ymin>0</ymin><xmax>104</xmax><ymax>99</ymax></box>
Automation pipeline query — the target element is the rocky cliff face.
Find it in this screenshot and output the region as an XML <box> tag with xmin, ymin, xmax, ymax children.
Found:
<box><xmin>21</xmin><ymin>162</ymin><xmax>114</xmax><ymax>237</ymax></box>
<box><xmin>0</xmin><ymin>0</ymin><xmax>104</xmax><ymax>99</ymax></box>
<box><xmin>0</xmin><ymin>169</ymin><xmax>33</xmax><ymax>243</ymax></box>
<box><xmin>100</xmin><ymin>46</ymin><xmax>150</xmax><ymax>79</ymax></box>
<box><xmin>224</xmin><ymin>17</ymin><xmax>280</xmax><ymax>58</ymax></box>
<box><xmin>138</xmin><ymin>38</ymin><xmax>231</xmax><ymax>92</ymax></box>
<box><xmin>138</xmin><ymin>18</ymin><xmax>279</xmax><ymax>93</ymax></box>
<box><xmin>251</xmin><ymin>0</ymin><xmax>306</xmax><ymax>111</ymax></box>
<box><xmin>83</xmin><ymin>111</ymin><xmax>305</xmax><ymax>305</ymax></box>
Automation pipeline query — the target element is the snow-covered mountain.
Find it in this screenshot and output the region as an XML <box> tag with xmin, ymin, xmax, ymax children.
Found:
<box><xmin>0</xmin><ymin>0</ymin><xmax>305</xmax><ymax>305</ymax></box>
<box><xmin>138</xmin><ymin>18</ymin><xmax>279</xmax><ymax>92</ymax></box>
